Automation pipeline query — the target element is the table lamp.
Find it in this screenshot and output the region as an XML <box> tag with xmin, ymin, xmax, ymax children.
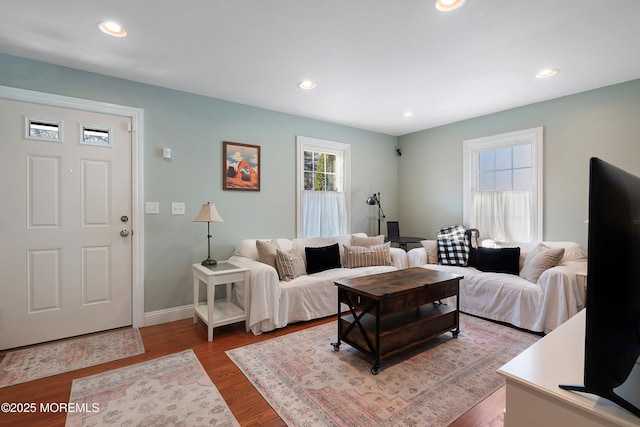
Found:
<box><xmin>193</xmin><ymin>202</ymin><xmax>224</xmax><ymax>266</ymax></box>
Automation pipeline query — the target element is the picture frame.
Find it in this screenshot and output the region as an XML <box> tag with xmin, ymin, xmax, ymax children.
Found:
<box><xmin>223</xmin><ymin>141</ymin><xmax>260</xmax><ymax>191</ymax></box>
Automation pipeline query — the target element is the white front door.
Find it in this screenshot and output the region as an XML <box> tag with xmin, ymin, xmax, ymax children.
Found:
<box><xmin>0</xmin><ymin>98</ymin><xmax>133</xmax><ymax>350</ymax></box>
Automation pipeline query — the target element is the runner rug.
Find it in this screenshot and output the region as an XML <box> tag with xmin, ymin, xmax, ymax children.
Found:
<box><xmin>227</xmin><ymin>313</ymin><xmax>540</xmax><ymax>427</ymax></box>
<box><xmin>65</xmin><ymin>349</ymin><xmax>239</xmax><ymax>427</ymax></box>
<box><xmin>0</xmin><ymin>328</ymin><xmax>144</xmax><ymax>388</ymax></box>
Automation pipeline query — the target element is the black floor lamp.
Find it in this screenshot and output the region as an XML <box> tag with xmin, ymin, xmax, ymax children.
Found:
<box><xmin>366</xmin><ymin>192</ymin><xmax>386</xmax><ymax>236</ymax></box>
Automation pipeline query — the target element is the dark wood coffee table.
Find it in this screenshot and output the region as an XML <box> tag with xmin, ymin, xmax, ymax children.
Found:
<box><xmin>331</xmin><ymin>267</ymin><xmax>462</xmax><ymax>374</ymax></box>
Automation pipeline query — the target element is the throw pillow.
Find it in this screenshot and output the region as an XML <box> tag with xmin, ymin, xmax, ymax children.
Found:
<box><xmin>351</xmin><ymin>234</ymin><xmax>385</xmax><ymax>247</ymax></box>
<box><xmin>275</xmin><ymin>249</ymin><xmax>306</xmax><ymax>282</ymax></box>
<box><xmin>305</xmin><ymin>243</ymin><xmax>341</xmax><ymax>274</ymax></box>
<box><xmin>256</xmin><ymin>239</ymin><xmax>279</xmax><ymax>268</ymax></box>
<box><xmin>344</xmin><ymin>242</ymin><xmax>392</xmax><ymax>268</ymax></box>
<box><xmin>437</xmin><ymin>225</ymin><xmax>469</xmax><ymax>266</ymax></box>
<box><xmin>476</xmin><ymin>247</ymin><xmax>521</xmax><ymax>275</ymax></box>
<box><xmin>420</xmin><ymin>240</ymin><xmax>439</xmax><ymax>264</ymax></box>
<box><xmin>520</xmin><ymin>243</ymin><xmax>565</xmax><ymax>283</ymax></box>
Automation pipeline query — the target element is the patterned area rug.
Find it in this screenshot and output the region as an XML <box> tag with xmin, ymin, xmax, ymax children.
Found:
<box><xmin>227</xmin><ymin>313</ymin><xmax>540</xmax><ymax>427</ymax></box>
<box><xmin>66</xmin><ymin>350</ymin><xmax>239</xmax><ymax>427</ymax></box>
<box><xmin>0</xmin><ymin>328</ymin><xmax>144</xmax><ymax>388</ymax></box>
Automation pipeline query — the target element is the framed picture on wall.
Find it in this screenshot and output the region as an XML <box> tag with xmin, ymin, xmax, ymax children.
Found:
<box><xmin>223</xmin><ymin>141</ymin><xmax>260</xmax><ymax>191</ymax></box>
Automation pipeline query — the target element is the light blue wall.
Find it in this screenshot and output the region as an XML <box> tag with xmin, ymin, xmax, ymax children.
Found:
<box><xmin>4</xmin><ymin>51</ymin><xmax>640</xmax><ymax>313</ymax></box>
<box><xmin>398</xmin><ymin>79</ymin><xmax>640</xmax><ymax>249</ymax></box>
<box><xmin>0</xmin><ymin>53</ymin><xmax>399</xmax><ymax>312</ymax></box>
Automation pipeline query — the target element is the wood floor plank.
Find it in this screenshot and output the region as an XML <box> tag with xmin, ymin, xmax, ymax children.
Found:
<box><xmin>0</xmin><ymin>316</ymin><xmax>505</xmax><ymax>426</ymax></box>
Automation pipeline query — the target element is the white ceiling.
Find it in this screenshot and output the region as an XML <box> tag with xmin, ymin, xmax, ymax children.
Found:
<box><xmin>1</xmin><ymin>0</ymin><xmax>639</xmax><ymax>136</ymax></box>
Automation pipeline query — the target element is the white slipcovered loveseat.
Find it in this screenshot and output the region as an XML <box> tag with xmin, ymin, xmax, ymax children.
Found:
<box><xmin>407</xmin><ymin>240</ymin><xmax>588</xmax><ymax>333</ymax></box>
<box><xmin>229</xmin><ymin>233</ymin><xmax>408</xmax><ymax>335</ymax></box>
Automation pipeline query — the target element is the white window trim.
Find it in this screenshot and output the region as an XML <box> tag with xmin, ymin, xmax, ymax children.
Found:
<box><xmin>463</xmin><ymin>127</ymin><xmax>543</xmax><ymax>242</ymax></box>
<box><xmin>296</xmin><ymin>135</ymin><xmax>351</xmax><ymax>238</ymax></box>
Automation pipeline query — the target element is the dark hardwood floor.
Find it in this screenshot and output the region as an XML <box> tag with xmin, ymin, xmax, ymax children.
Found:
<box><xmin>0</xmin><ymin>316</ymin><xmax>505</xmax><ymax>426</ymax></box>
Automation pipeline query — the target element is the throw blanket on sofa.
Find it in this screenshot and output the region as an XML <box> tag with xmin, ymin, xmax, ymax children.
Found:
<box><xmin>437</xmin><ymin>225</ymin><xmax>469</xmax><ymax>266</ymax></box>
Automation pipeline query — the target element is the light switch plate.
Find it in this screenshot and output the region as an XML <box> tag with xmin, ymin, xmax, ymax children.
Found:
<box><xmin>171</xmin><ymin>202</ymin><xmax>185</xmax><ymax>215</ymax></box>
<box><xmin>145</xmin><ymin>202</ymin><xmax>159</xmax><ymax>214</ymax></box>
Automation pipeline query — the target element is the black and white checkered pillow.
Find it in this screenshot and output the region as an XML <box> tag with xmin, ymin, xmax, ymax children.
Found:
<box><xmin>437</xmin><ymin>225</ymin><xmax>469</xmax><ymax>266</ymax></box>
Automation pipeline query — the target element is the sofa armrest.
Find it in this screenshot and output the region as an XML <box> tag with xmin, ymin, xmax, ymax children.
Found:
<box><xmin>407</xmin><ymin>247</ymin><xmax>428</xmax><ymax>268</ymax></box>
<box><xmin>390</xmin><ymin>247</ymin><xmax>408</xmax><ymax>269</ymax></box>
<box><xmin>536</xmin><ymin>260</ymin><xmax>587</xmax><ymax>333</ymax></box>
<box><xmin>228</xmin><ymin>255</ymin><xmax>281</xmax><ymax>335</ymax></box>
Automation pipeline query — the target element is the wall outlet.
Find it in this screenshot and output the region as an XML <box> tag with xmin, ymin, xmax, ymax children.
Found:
<box><xmin>171</xmin><ymin>202</ymin><xmax>185</xmax><ymax>215</ymax></box>
<box><xmin>145</xmin><ymin>202</ymin><xmax>159</xmax><ymax>214</ymax></box>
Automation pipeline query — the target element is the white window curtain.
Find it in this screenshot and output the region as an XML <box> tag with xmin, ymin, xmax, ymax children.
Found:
<box><xmin>301</xmin><ymin>190</ymin><xmax>347</xmax><ymax>238</ymax></box>
<box><xmin>463</xmin><ymin>127</ymin><xmax>543</xmax><ymax>243</ymax></box>
<box><xmin>471</xmin><ymin>191</ymin><xmax>534</xmax><ymax>242</ymax></box>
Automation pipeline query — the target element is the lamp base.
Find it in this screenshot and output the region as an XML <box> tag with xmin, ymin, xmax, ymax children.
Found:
<box><xmin>201</xmin><ymin>258</ymin><xmax>217</xmax><ymax>267</ymax></box>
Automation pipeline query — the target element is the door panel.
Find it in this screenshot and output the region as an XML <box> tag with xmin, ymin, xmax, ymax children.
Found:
<box><xmin>0</xmin><ymin>98</ymin><xmax>132</xmax><ymax>350</ymax></box>
<box><xmin>27</xmin><ymin>248</ymin><xmax>62</xmax><ymax>312</ymax></box>
<box><xmin>27</xmin><ymin>155</ymin><xmax>61</xmax><ymax>228</ymax></box>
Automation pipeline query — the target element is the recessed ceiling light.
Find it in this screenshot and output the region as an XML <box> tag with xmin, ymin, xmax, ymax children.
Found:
<box><xmin>98</xmin><ymin>21</ymin><xmax>127</xmax><ymax>37</ymax></box>
<box><xmin>402</xmin><ymin>112</ymin><xmax>415</xmax><ymax>118</ymax></box>
<box><xmin>536</xmin><ymin>69</ymin><xmax>558</xmax><ymax>79</ymax></box>
<box><xmin>435</xmin><ymin>0</ymin><xmax>466</xmax><ymax>12</ymax></box>
<box><xmin>298</xmin><ymin>80</ymin><xmax>317</xmax><ymax>90</ymax></box>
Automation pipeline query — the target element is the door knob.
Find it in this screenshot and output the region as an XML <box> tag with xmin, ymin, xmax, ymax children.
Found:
<box><xmin>121</xmin><ymin>215</ymin><xmax>129</xmax><ymax>223</ymax></box>
<box><xmin>120</xmin><ymin>230</ymin><xmax>130</xmax><ymax>237</ymax></box>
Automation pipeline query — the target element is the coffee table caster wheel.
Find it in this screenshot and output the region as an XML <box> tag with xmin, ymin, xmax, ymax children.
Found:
<box><xmin>452</xmin><ymin>330</ymin><xmax>459</xmax><ymax>338</ymax></box>
<box><xmin>371</xmin><ymin>366</ymin><xmax>379</xmax><ymax>375</ymax></box>
<box><xmin>331</xmin><ymin>342</ymin><xmax>341</xmax><ymax>351</ymax></box>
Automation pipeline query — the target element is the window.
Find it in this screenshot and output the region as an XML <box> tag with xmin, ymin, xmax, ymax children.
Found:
<box><xmin>81</xmin><ymin>125</ymin><xmax>112</xmax><ymax>147</ymax></box>
<box><xmin>296</xmin><ymin>136</ymin><xmax>351</xmax><ymax>238</ymax></box>
<box><xmin>463</xmin><ymin>127</ymin><xmax>543</xmax><ymax>243</ymax></box>
<box><xmin>25</xmin><ymin>117</ymin><xmax>63</xmax><ymax>142</ymax></box>
<box><xmin>304</xmin><ymin>151</ymin><xmax>338</xmax><ymax>191</ymax></box>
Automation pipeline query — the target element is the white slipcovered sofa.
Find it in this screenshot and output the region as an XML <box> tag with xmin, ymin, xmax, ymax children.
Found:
<box><xmin>407</xmin><ymin>240</ymin><xmax>588</xmax><ymax>334</ymax></box>
<box><xmin>229</xmin><ymin>233</ymin><xmax>408</xmax><ymax>335</ymax></box>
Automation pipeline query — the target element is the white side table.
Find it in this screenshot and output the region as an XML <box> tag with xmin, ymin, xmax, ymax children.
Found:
<box><xmin>192</xmin><ymin>261</ymin><xmax>250</xmax><ymax>341</ymax></box>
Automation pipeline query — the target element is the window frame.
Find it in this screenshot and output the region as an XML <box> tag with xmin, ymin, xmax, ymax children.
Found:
<box><xmin>463</xmin><ymin>127</ymin><xmax>543</xmax><ymax>242</ymax></box>
<box><xmin>296</xmin><ymin>136</ymin><xmax>351</xmax><ymax>238</ymax></box>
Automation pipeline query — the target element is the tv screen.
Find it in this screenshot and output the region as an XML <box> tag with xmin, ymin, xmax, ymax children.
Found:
<box><xmin>560</xmin><ymin>158</ymin><xmax>640</xmax><ymax>417</ymax></box>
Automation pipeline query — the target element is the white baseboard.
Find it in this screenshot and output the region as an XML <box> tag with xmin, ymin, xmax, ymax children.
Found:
<box><xmin>144</xmin><ymin>304</ymin><xmax>193</xmax><ymax>327</ymax></box>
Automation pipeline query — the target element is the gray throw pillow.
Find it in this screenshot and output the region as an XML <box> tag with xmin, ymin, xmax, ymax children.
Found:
<box><xmin>351</xmin><ymin>234</ymin><xmax>385</xmax><ymax>247</ymax></box>
<box><xmin>256</xmin><ymin>239</ymin><xmax>279</xmax><ymax>268</ymax></box>
<box><xmin>520</xmin><ymin>243</ymin><xmax>565</xmax><ymax>283</ymax></box>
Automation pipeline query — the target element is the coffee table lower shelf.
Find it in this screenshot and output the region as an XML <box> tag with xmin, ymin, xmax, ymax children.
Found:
<box><xmin>332</xmin><ymin>302</ymin><xmax>458</xmax><ymax>374</ymax></box>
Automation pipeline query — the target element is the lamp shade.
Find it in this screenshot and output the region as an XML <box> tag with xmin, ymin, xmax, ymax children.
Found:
<box><xmin>193</xmin><ymin>202</ymin><xmax>224</xmax><ymax>222</ymax></box>
<box><xmin>366</xmin><ymin>194</ymin><xmax>378</xmax><ymax>205</ymax></box>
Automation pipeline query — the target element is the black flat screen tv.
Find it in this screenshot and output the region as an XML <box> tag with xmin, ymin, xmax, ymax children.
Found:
<box><xmin>560</xmin><ymin>158</ymin><xmax>640</xmax><ymax>417</ymax></box>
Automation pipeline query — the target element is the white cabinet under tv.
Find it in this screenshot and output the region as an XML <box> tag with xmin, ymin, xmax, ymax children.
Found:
<box><xmin>498</xmin><ymin>309</ymin><xmax>640</xmax><ymax>427</ymax></box>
